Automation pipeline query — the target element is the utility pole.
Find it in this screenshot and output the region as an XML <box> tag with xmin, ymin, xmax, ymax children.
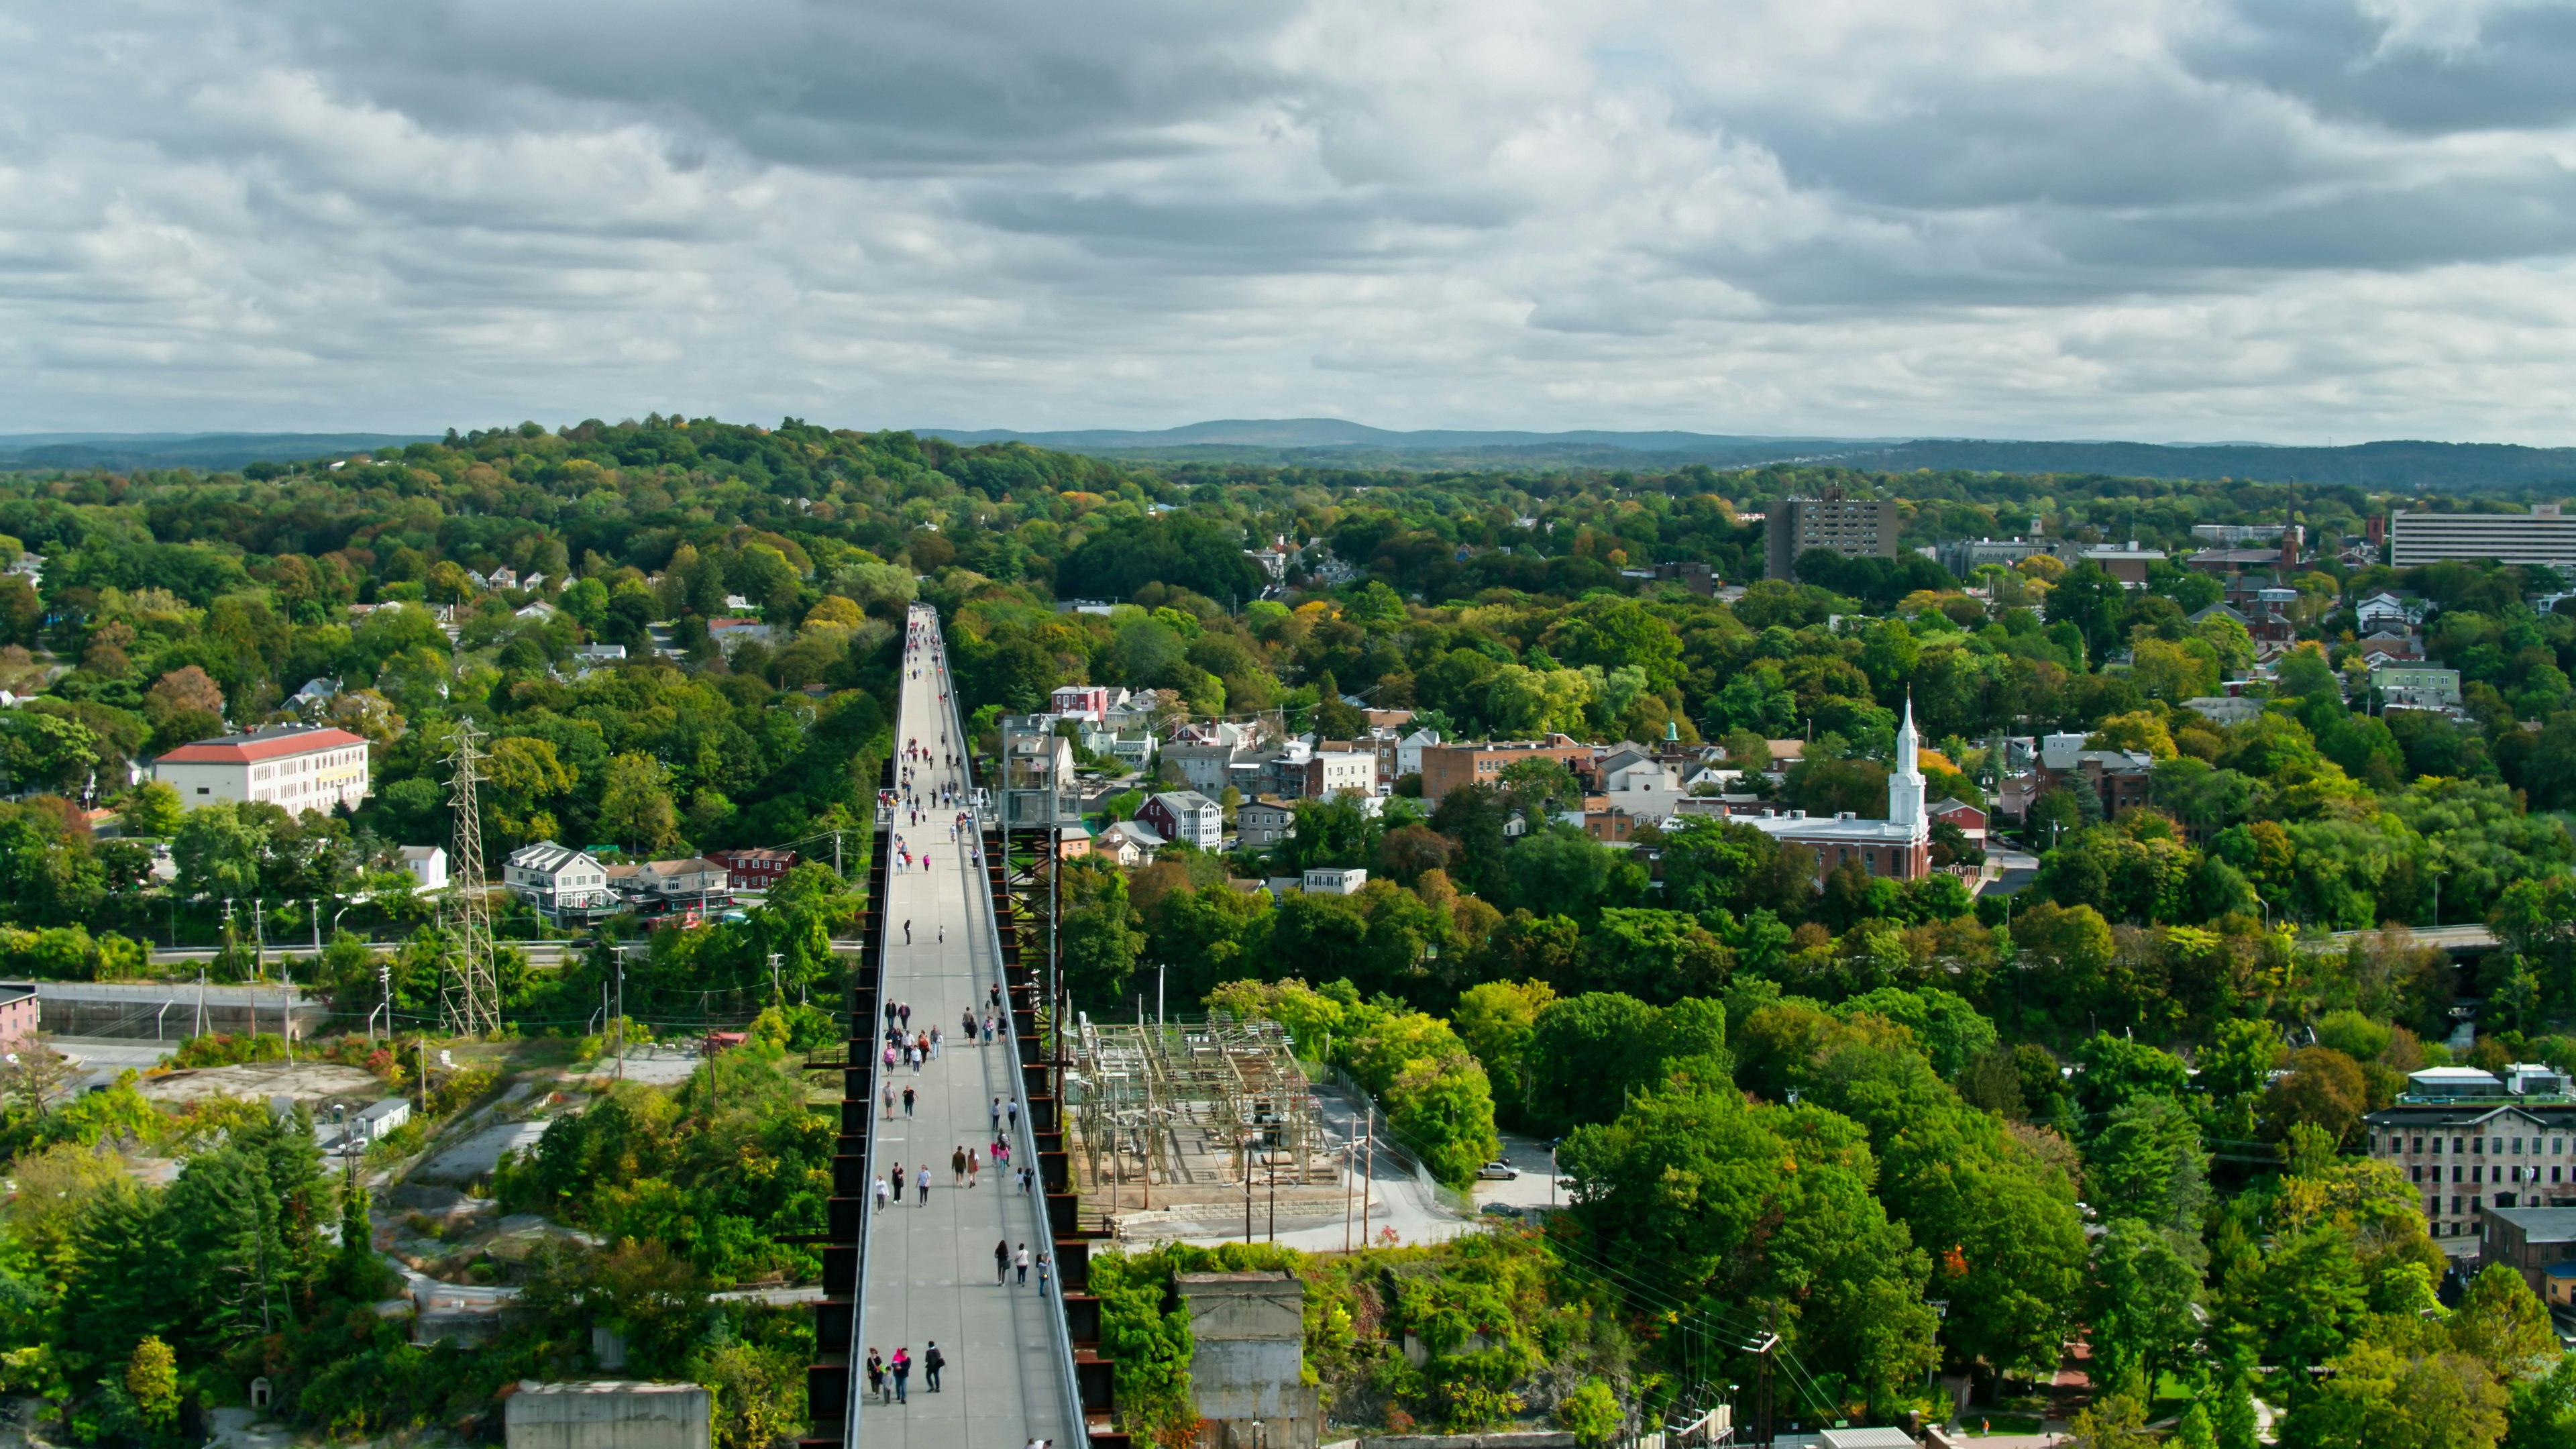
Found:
<box><xmin>614</xmin><ymin>944</ymin><xmax>631</xmax><ymax>1083</ymax></box>
<box><xmin>1752</xmin><ymin>1322</ymin><xmax>1778</xmax><ymax>1449</ymax></box>
<box><xmin>1361</xmin><ymin>1106</ymin><xmax>1375</xmax><ymax>1246</ymax></box>
<box><xmin>1244</xmin><ymin>1130</ymin><xmax>1254</xmax><ymax>1243</ymax></box>
<box><xmin>2429</xmin><ymin>867</ymin><xmax>2445</xmax><ymax>929</ymax></box>
<box><xmin>280</xmin><ymin>967</ymin><xmax>292</xmax><ymax>1061</ymax></box>
<box><xmin>768</xmin><ymin>951</ymin><xmax>783</xmax><ymax>1004</ymax></box>
<box><xmin>253</xmin><ymin>900</ymin><xmax>266</xmax><ymax>980</ymax></box>
<box><xmin>376</xmin><ymin>964</ymin><xmax>391</xmax><ymax>1044</ymax></box>
<box><xmin>309</xmin><ymin>898</ymin><xmax>320</xmax><ymax>954</ymax></box>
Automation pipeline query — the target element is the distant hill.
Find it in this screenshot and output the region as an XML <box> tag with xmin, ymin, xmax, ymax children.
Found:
<box><xmin>917</xmin><ymin>419</ymin><xmax>2576</xmax><ymax>492</ymax></box>
<box><xmin>916</xmin><ymin>418</ymin><xmax>1874</xmax><ymax>470</ymax></box>
<box><xmin>0</xmin><ymin>432</ymin><xmax>433</xmax><ymax>473</ymax></box>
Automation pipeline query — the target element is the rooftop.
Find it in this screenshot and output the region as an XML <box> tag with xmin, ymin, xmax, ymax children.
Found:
<box><xmin>154</xmin><ymin>724</ymin><xmax>368</xmax><ymax>765</ymax></box>
<box><xmin>2487</xmin><ymin>1206</ymin><xmax>2576</xmax><ymax>1242</ymax></box>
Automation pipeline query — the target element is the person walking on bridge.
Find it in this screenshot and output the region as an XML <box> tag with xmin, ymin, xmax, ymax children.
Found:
<box><xmin>916</xmin><ymin>1163</ymin><xmax>931</xmax><ymax>1203</ymax></box>
<box><xmin>891</xmin><ymin>1349</ymin><xmax>910</xmax><ymax>1404</ymax></box>
<box><xmin>994</xmin><ymin>1238</ymin><xmax>1010</xmax><ymax>1285</ymax></box>
<box><xmin>889</xmin><ymin>1161</ymin><xmax>904</xmax><ymax>1204</ymax></box>
<box><xmin>952</xmin><ymin>1145</ymin><xmax>967</xmax><ymax>1186</ymax></box>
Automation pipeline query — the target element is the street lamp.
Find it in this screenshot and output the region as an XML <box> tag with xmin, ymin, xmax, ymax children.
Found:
<box><xmin>2427</xmin><ymin>867</ymin><xmax>2446</xmax><ymax>929</ymax></box>
<box><xmin>2252</xmin><ymin>894</ymin><xmax>2273</xmax><ymax>933</ymax></box>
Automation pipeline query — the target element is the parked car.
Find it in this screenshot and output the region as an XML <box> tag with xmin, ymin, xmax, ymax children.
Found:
<box><xmin>1476</xmin><ymin>1160</ymin><xmax>1521</xmax><ymax>1181</ymax></box>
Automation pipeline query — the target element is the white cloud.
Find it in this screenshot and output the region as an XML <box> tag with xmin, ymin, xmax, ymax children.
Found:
<box><xmin>2</xmin><ymin>0</ymin><xmax>2575</xmax><ymax>441</ymax></box>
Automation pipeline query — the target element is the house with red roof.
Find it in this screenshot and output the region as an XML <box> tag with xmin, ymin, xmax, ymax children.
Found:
<box><xmin>151</xmin><ymin>725</ymin><xmax>370</xmax><ymax>813</ymax></box>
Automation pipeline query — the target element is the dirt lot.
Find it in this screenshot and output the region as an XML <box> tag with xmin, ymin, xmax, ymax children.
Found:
<box><xmin>135</xmin><ymin>1061</ymin><xmax>382</xmax><ymax>1105</ymax></box>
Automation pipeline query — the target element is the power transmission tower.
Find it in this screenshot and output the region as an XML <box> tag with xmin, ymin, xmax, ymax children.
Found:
<box><xmin>441</xmin><ymin>721</ymin><xmax>501</xmax><ymax>1037</ymax></box>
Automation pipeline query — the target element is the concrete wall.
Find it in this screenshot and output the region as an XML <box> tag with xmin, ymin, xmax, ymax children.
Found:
<box><xmin>505</xmin><ymin>1381</ymin><xmax>710</xmax><ymax>1449</ymax></box>
<box><xmin>1182</xmin><ymin>1271</ymin><xmax>1319</xmax><ymax>1449</ymax></box>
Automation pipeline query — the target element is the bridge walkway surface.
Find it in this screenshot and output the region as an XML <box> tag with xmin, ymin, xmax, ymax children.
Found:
<box><xmin>820</xmin><ymin>604</ymin><xmax>1079</xmax><ymax>1449</ymax></box>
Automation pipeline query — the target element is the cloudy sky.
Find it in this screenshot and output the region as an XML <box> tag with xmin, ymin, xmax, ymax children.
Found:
<box><xmin>6</xmin><ymin>0</ymin><xmax>2576</xmax><ymax>442</ymax></box>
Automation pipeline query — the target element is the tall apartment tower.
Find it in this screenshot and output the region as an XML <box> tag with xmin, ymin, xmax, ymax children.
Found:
<box><xmin>1766</xmin><ymin>487</ymin><xmax>1900</xmax><ymax>580</ymax></box>
<box><xmin>2389</xmin><ymin>503</ymin><xmax>2576</xmax><ymax>570</ymax></box>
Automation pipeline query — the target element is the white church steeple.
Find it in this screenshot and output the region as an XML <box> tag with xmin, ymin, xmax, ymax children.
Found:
<box><xmin>1888</xmin><ymin>694</ymin><xmax>1926</xmax><ymax>833</ymax></box>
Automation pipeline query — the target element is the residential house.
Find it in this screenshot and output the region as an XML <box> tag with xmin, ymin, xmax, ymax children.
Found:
<box><xmin>1395</xmin><ymin>728</ymin><xmax>1442</xmax><ymax>778</ymax></box>
<box><xmin>1095</xmin><ymin>820</ymin><xmax>1165</xmax><ymax>867</ymax></box>
<box><xmin>2355</xmin><ymin>592</ymin><xmax>2419</xmax><ymax>633</ymax></box>
<box><xmin>0</xmin><ymin>983</ymin><xmax>34</xmax><ymax>1055</ymax></box>
<box><xmin>1050</xmin><ymin>685</ymin><xmax>1114</xmax><ymax>722</ymax></box>
<box><xmin>711</xmin><ymin>848</ymin><xmax>798</xmax><ymax>891</ymax></box>
<box><xmin>1165</xmin><ymin>743</ymin><xmax>1243</xmax><ymax>800</ymax></box>
<box><xmin>502</xmin><ymin>842</ymin><xmax>619</xmax><ymax>918</ymax></box>
<box><xmin>399</xmin><ymin>845</ymin><xmax>449</xmax><ymax>893</ymax></box>
<box><xmin>1925</xmin><ymin>798</ymin><xmax>1987</xmax><ymax>844</ymax></box>
<box><xmin>2357</xmin><ymin>633</ymin><xmax>2426</xmax><ymax>664</ymax></box>
<box><xmin>606</xmin><ymin>857</ymin><xmax>732</xmax><ymax>909</ymax></box>
<box><xmin>1138</xmin><ymin>791</ymin><xmax>1224</xmax><ymax>851</ymax></box>
<box><xmin>1301</xmin><ymin>867</ymin><xmax>1367</xmax><ymax>895</ymax></box>
<box><xmin>154</xmin><ymin>725</ymin><xmax>372</xmax><ymax>813</ymax></box>
<box><xmin>1301</xmin><ymin>750</ymin><xmax>1377</xmax><ymax>800</ymax></box>
<box><xmin>1236</xmin><ymin>798</ymin><xmax>1299</xmax><ymax>849</ymax></box>
<box><xmin>704</xmin><ymin>618</ymin><xmax>779</xmax><ymax>657</ymax></box>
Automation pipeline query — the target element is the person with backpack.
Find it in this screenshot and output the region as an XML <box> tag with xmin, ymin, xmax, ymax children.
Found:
<box><xmin>923</xmin><ymin>1341</ymin><xmax>947</xmax><ymax>1393</ymax></box>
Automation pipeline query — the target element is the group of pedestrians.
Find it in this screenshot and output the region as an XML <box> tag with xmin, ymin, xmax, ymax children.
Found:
<box><xmin>993</xmin><ymin>1239</ymin><xmax>1050</xmax><ymax>1288</ymax></box>
<box><xmin>863</xmin><ymin>1342</ymin><xmax>947</xmax><ymax>1403</ymax></box>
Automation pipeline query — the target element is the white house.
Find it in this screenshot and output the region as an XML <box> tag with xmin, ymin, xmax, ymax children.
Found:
<box><xmin>2355</xmin><ymin>592</ymin><xmax>2418</xmax><ymax>633</ymax></box>
<box><xmin>153</xmin><ymin>725</ymin><xmax>371</xmax><ymax>812</ymax></box>
<box><xmin>1395</xmin><ymin>728</ymin><xmax>1442</xmax><ymax>777</ymax></box>
<box><xmin>1301</xmin><ymin>867</ymin><xmax>1368</xmax><ymax>896</ymax></box>
<box><xmin>1138</xmin><ymin>790</ymin><xmax>1224</xmax><ymax>851</ymax></box>
<box><xmin>503</xmin><ymin>841</ymin><xmax>618</xmax><ymax>916</ymax></box>
<box><xmin>398</xmin><ymin>845</ymin><xmax>449</xmax><ymax>894</ymax></box>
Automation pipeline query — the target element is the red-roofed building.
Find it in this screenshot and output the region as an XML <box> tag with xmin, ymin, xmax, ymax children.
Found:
<box><xmin>152</xmin><ymin>725</ymin><xmax>370</xmax><ymax>812</ymax></box>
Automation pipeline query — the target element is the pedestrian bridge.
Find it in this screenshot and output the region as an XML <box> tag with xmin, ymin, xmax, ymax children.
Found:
<box><xmin>804</xmin><ymin>604</ymin><xmax>1122</xmax><ymax>1449</ymax></box>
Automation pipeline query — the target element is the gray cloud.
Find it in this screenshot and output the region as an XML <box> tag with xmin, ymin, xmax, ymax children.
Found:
<box><xmin>4</xmin><ymin>0</ymin><xmax>2576</xmax><ymax>442</ymax></box>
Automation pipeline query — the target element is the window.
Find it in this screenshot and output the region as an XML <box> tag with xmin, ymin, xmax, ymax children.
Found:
<box><xmin>2414</xmin><ymin>1136</ymin><xmax>2425</xmax><ymax>1153</ymax></box>
<box><xmin>2413</xmin><ymin>1166</ymin><xmax>2423</xmax><ymax>1183</ymax></box>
